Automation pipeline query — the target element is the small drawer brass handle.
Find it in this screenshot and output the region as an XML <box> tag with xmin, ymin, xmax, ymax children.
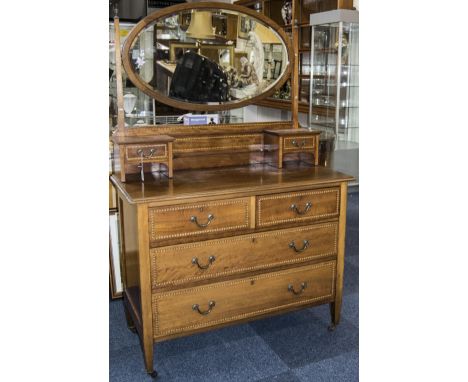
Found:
<box><xmin>190</xmin><ymin>214</ymin><xmax>214</xmax><ymax>228</ymax></box>
<box><xmin>291</xmin><ymin>139</ymin><xmax>306</xmax><ymax>148</ymax></box>
<box><xmin>192</xmin><ymin>300</ymin><xmax>216</xmax><ymax>315</ymax></box>
<box><xmin>289</xmin><ymin>240</ymin><xmax>310</xmax><ymax>253</ymax></box>
<box><xmin>192</xmin><ymin>255</ymin><xmax>216</xmax><ymax>270</ymax></box>
<box><xmin>137</xmin><ymin>148</ymin><xmax>156</xmax><ymax>159</ymax></box>
<box><xmin>288</xmin><ymin>282</ymin><xmax>308</xmax><ymax>295</ymax></box>
<box><xmin>290</xmin><ymin>202</ymin><xmax>312</xmax><ymax>215</ymax></box>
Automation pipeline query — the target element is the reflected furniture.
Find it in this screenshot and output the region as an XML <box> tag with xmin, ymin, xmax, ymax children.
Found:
<box><xmin>110</xmin><ymin>2</ymin><xmax>353</xmax><ymax>378</ymax></box>
<box><xmin>235</xmin><ymin>0</ymin><xmax>354</xmax><ymax>112</ymax></box>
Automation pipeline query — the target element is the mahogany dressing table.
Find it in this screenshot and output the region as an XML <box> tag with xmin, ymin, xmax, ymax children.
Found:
<box><xmin>110</xmin><ymin>3</ymin><xmax>353</xmax><ymax>378</ymax></box>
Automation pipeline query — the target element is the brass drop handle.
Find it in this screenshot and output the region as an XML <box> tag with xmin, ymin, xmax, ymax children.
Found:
<box><xmin>291</xmin><ymin>139</ymin><xmax>306</xmax><ymax>148</ymax></box>
<box><xmin>137</xmin><ymin>148</ymin><xmax>156</xmax><ymax>159</ymax></box>
<box><xmin>190</xmin><ymin>214</ymin><xmax>214</xmax><ymax>228</ymax></box>
<box><xmin>288</xmin><ymin>282</ymin><xmax>308</xmax><ymax>295</ymax></box>
<box><xmin>290</xmin><ymin>202</ymin><xmax>312</xmax><ymax>215</ymax></box>
<box><xmin>192</xmin><ymin>301</ymin><xmax>216</xmax><ymax>315</ymax></box>
<box><xmin>289</xmin><ymin>240</ymin><xmax>310</xmax><ymax>253</ymax></box>
<box><xmin>192</xmin><ymin>255</ymin><xmax>216</xmax><ymax>270</ymax></box>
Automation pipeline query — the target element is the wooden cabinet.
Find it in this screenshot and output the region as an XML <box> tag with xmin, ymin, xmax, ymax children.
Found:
<box><xmin>264</xmin><ymin>128</ymin><xmax>321</xmax><ymax>167</ymax></box>
<box><xmin>111</xmin><ymin>163</ymin><xmax>352</xmax><ymax>375</ymax></box>
<box><xmin>110</xmin><ymin>3</ymin><xmax>354</xmax><ymax>377</ymax></box>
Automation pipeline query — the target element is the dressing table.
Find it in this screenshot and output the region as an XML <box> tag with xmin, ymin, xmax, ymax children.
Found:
<box><xmin>110</xmin><ymin>2</ymin><xmax>353</xmax><ymax>378</ymax></box>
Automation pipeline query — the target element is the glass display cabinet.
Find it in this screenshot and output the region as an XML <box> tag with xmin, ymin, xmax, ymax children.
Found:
<box><xmin>109</xmin><ymin>22</ymin><xmax>189</xmax><ymax>130</ymax></box>
<box><xmin>308</xmin><ymin>9</ymin><xmax>358</xmax><ymax>146</ymax></box>
<box><xmin>235</xmin><ymin>0</ymin><xmax>354</xmax><ymax>111</ymax></box>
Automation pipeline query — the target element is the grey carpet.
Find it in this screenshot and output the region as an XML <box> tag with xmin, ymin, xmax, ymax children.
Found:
<box><xmin>110</xmin><ymin>190</ymin><xmax>359</xmax><ymax>381</ymax></box>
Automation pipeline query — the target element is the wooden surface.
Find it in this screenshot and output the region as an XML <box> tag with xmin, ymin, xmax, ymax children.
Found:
<box><xmin>264</xmin><ymin>129</ymin><xmax>320</xmax><ymax>167</ymax></box>
<box><xmin>150</xmin><ymin>222</ymin><xmax>338</xmax><ymax>289</ymax></box>
<box><xmin>291</xmin><ymin>0</ymin><xmax>300</xmax><ymax>128</ymax></box>
<box><xmin>148</xmin><ymin>197</ymin><xmax>251</xmax><ymax>242</ymax></box>
<box><xmin>173</xmin><ymin>134</ymin><xmax>263</xmax><ymax>154</ymax></box>
<box><xmin>113</xmin><ymin>16</ymin><xmax>125</xmax><ymax>135</ymax></box>
<box><xmin>113</xmin><ymin>121</ymin><xmax>292</xmax><ymax>137</ymax></box>
<box><xmin>257</xmin><ymin>187</ymin><xmax>340</xmax><ymax>227</ymax></box>
<box><xmin>110</xmin><ymin>163</ymin><xmax>353</xmax><ymax>204</ymax></box>
<box><xmin>113</xmin><ymin>137</ymin><xmax>173</xmax><ymax>182</ymax></box>
<box><xmin>152</xmin><ymin>261</ymin><xmax>336</xmax><ymax>338</ymax></box>
<box><xmin>114</xmin><ymin>163</ymin><xmax>353</xmax><ymax>373</ymax></box>
<box><xmin>283</xmin><ymin>136</ymin><xmax>316</xmax><ymax>151</ymax></box>
<box><xmin>125</xmin><ymin>144</ymin><xmax>167</xmax><ymax>162</ymax></box>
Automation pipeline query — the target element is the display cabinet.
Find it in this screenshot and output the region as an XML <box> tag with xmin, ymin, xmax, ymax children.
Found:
<box><xmin>109</xmin><ymin>22</ymin><xmax>188</xmax><ymax>130</ymax></box>
<box><xmin>235</xmin><ymin>0</ymin><xmax>354</xmax><ymax>112</ymax></box>
<box><xmin>308</xmin><ymin>9</ymin><xmax>358</xmax><ymax>144</ymax></box>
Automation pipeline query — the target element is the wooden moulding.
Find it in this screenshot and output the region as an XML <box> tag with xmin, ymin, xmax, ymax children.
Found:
<box><xmin>121</xmin><ymin>2</ymin><xmax>293</xmax><ymax>112</ymax></box>
<box><xmin>113</xmin><ymin>122</ymin><xmax>299</xmax><ymax>173</ymax></box>
<box><xmin>114</xmin><ymin>121</ymin><xmax>293</xmax><ymax>137</ymax></box>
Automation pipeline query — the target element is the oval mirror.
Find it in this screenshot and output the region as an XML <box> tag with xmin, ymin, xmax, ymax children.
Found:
<box><xmin>122</xmin><ymin>2</ymin><xmax>292</xmax><ymax>111</ymax></box>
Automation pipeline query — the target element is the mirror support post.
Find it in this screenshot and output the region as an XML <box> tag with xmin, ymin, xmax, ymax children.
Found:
<box><xmin>114</xmin><ymin>14</ymin><xmax>125</xmax><ymax>136</ymax></box>
<box><xmin>291</xmin><ymin>1</ymin><xmax>300</xmax><ymax>129</ymax></box>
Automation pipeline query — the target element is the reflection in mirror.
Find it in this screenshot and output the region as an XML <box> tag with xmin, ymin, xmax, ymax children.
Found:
<box><xmin>125</xmin><ymin>7</ymin><xmax>289</xmax><ymax>107</ymax></box>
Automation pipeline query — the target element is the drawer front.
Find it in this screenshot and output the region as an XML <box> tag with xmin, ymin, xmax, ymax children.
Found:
<box><xmin>174</xmin><ymin>134</ymin><xmax>262</xmax><ymax>154</ymax></box>
<box><xmin>283</xmin><ymin>136</ymin><xmax>315</xmax><ymax>152</ymax></box>
<box><xmin>257</xmin><ymin>188</ymin><xmax>340</xmax><ymax>227</ymax></box>
<box><xmin>126</xmin><ymin>144</ymin><xmax>167</xmax><ymax>162</ymax></box>
<box><xmin>149</xmin><ymin>198</ymin><xmax>251</xmax><ymax>242</ymax></box>
<box><xmin>151</xmin><ymin>222</ymin><xmax>338</xmax><ymax>288</ymax></box>
<box><xmin>152</xmin><ymin>261</ymin><xmax>336</xmax><ymax>337</ymax></box>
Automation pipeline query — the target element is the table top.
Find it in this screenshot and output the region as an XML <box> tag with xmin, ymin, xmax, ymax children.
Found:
<box><xmin>110</xmin><ymin>162</ymin><xmax>354</xmax><ymax>204</ymax></box>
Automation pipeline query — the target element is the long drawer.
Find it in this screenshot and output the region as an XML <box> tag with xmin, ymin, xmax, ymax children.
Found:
<box><xmin>150</xmin><ymin>222</ymin><xmax>338</xmax><ymax>288</ymax></box>
<box><xmin>257</xmin><ymin>187</ymin><xmax>340</xmax><ymax>228</ymax></box>
<box><xmin>173</xmin><ymin>134</ymin><xmax>263</xmax><ymax>153</ymax></box>
<box><xmin>148</xmin><ymin>198</ymin><xmax>251</xmax><ymax>242</ymax></box>
<box><xmin>152</xmin><ymin>261</ymin><xmax>336</xmax><ymax>337</ymax></box>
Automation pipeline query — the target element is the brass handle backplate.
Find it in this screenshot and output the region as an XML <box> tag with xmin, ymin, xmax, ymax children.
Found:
<box><xmin>290</xmin><ymin>202</ymin><xmax>312</xmax><ymax>215</ymax></box>
<box><xmin>289</xmin><ymin>240</ymin><xmax>310</xmax><ymax>253</ymax></box>
<box><xmin>291</xmin><ymin>139</ymin><xmax>306</xmax><ymax>148</ymax></box>
<box><xmin>192</xmin><ymin>255</ymin><xmax>216</xmax><ymax>270</ymax></box>
<box><xmin>192</xmin><ymin>300</ymin><xmax>216</xmax><ymax>315</ymax></box>
<box><xmin>190</xmin><ymin>213</ymin><xmax>214</xmax><ymax>228</ymax></box>
<box><xmin>288</xmin><ymin>282</ymin><xmax>308</xmax><ymax>295</ymax></box>
<box><xmin>137</xmin><ymin>148</ymin><xmax>156</xmax><ymax>159</ymax></box>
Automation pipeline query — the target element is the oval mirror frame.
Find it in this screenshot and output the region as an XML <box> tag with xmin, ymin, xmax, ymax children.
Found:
<box><xmin>122</xmin><ymin>2</ymin><xmax>293</xmax><ymax>112</ymax></box>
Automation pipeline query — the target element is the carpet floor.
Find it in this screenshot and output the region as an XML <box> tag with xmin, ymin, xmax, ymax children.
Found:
<box><xmin>110</xmin><ymin>190</ymin><xmax>359</xmax><ymax>381</ymax></box>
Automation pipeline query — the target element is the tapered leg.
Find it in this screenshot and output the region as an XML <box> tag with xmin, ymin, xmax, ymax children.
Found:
<box><xmin>329</xmin><ymin>182</ymin><xmax>348</xmax><ymax>332</ymax></box>
<box><xmin>142</xmin><ymin>338</ymin><xmax>156</xmax><ymax>378</ymax></box>
<box><xmin>328</xmin><ymin>300</ymin><xmax>341</xmax><ymax>331</ymax></box>
<box><xmin>123</xmin><ymin>301</ymin><xmax>136</xmax><ymax>333</ymax></box>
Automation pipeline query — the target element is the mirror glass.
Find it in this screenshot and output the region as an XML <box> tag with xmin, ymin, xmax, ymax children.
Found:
<box><xmin>124</xmin><ymin>6</ymin><xmax>290</xmax><ymax>109</ymax></box>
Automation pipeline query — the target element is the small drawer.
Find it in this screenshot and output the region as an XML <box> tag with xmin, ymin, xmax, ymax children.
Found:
<box><xmin>152</xmin><ymin>261</ymin><xmax>336</xmax><ymax>337</ymax></box>
<box><xmin>283</xmin><ymin>136</ymin><xmax>315</xmax><ymax>152</ymax></box>
<box><xmin>149</xmin><ymin>198</ymin><xmax>251</xmax><ymax>243</ymax></box>
<box><xmin>151</xmin><ymin>222</ymin><xmax>338</xmax><ymax>288</ymax></box>
<box><xmin>257</xmin><ymin>188</ymin><xmax>340</xmax><ymax>227</ymax></box>
<box><xmin>125</xmin><ymin>144</ymin><xmax>168</xmax><ymax>162</ymax></box>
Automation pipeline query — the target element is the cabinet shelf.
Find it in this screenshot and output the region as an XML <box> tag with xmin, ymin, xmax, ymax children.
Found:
<box><xmin>314</xmin><ymin>48</ymin><xmax>338</xmax><ymax>54</ymax></box>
